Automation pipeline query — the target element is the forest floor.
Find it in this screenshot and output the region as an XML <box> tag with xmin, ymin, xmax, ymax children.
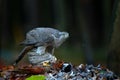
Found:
<box><xmin>0</xmin><ymin>60</ymin><xmax>120</xmax><ymax>80</ymax></box>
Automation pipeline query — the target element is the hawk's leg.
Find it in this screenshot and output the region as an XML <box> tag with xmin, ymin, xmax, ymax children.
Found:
<box><xmin>51</xmin><ymin>48</ymin><xmax>55</xmax><ymax>55</ymax></box>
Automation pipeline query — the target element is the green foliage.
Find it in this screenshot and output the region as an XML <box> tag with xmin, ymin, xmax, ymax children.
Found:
<box><xmin>26</xmin><ymin>75</ymin><xmax>46</xmax><ymax>80</ymax></box>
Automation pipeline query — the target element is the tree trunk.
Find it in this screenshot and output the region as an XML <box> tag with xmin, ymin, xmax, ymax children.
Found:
<box><xmin>107</xmin><ymin>0</ymin><xmax>120</xmax><ymax>76</ymax></box>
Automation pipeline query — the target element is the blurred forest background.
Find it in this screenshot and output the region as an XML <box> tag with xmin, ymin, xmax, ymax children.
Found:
<box><xmin>1</xmin><ymin>0</ymin><xmax>120</xmax><ymax>75</ymax></box>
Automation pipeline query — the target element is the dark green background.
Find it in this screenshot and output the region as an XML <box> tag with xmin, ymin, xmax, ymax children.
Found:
<box><xmin>1</xmin><ymin>0</ymin><xmax>114</xmax><ymax>66</ymax></box>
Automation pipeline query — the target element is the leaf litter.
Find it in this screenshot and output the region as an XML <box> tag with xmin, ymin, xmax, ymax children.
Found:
<box><xmin>0</xmin><ymin>61</ymin><xmax>119</xmax><ymax>80</ymax></box>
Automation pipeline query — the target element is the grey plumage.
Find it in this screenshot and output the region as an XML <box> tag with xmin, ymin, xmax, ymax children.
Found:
<box><xmin>14</xmin><ymin>27</ymin><xmax>69</xmax><ymax>66</ymax></box>
<box><xmin>21</xmin><ymin>27</ymin><xmax>69</xmax><ymax>48</ymax></box>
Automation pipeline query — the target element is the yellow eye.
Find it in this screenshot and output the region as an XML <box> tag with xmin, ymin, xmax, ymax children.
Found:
<box><xmin>42</xmin><ymin>61</ymin><xmax>50</xmax><ymax>67</ymax></box>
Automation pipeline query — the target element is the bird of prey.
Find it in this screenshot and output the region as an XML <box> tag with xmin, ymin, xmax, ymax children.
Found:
<box><xmin>13</xmin><ymin>27</ymin><xmax>69</xmax><ymax>66</ymax></box>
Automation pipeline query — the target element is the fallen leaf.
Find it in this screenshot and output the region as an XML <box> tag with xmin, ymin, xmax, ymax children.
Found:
<box><xmin>26</xmin><ymin>75</ymin><xmax>46</xmax><ymax>80</ymax></box>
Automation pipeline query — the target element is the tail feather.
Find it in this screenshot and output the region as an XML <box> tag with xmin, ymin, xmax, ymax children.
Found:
<box><xmin>13</xmin><ymin>45</ymin><xmax>34</xmax><ymax>66</ymax></box>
